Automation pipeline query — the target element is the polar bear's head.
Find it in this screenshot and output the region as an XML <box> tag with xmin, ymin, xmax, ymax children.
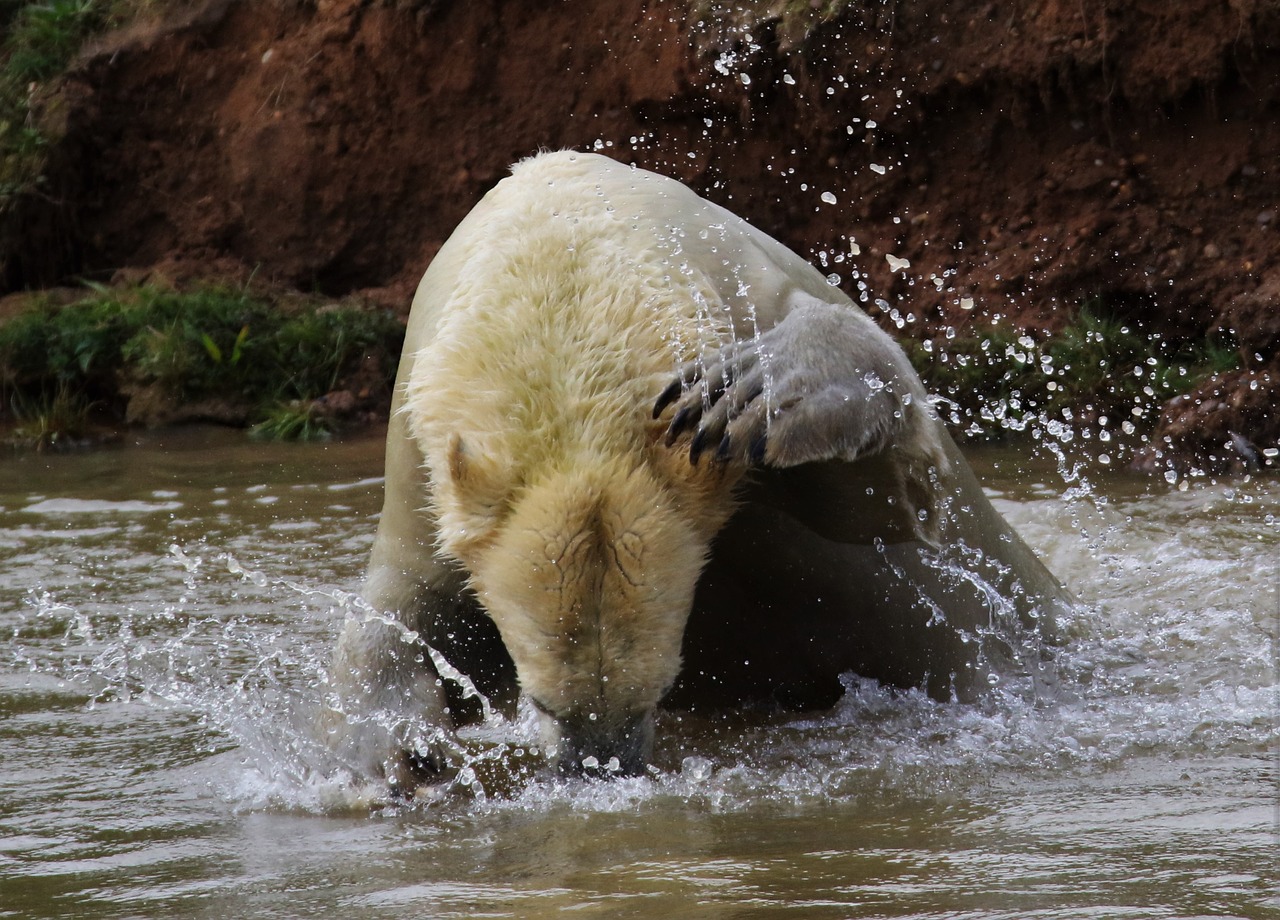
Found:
<box><xmin>399</xmin><ymin>171</ymin><xmax>746</xmax><ymax>775</ymax></box>
<box><xmin>431</xmin><ymin>437</ymin><xmax>731</xmax><ymax>776</ymax></box>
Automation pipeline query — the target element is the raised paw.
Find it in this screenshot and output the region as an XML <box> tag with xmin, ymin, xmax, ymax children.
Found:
<box><xmin>653</xmin><ymin>295</ymin><xmax>922</xmax><ymax>469</ymax></box>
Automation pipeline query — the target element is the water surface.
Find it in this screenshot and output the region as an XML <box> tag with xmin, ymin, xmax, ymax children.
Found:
<box><xmin>1</xmin><ymin>427</ymin><xmax>1275</xmax><ymax>919</ymax></box>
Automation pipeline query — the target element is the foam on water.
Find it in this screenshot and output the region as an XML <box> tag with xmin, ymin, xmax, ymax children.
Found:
<box><xmin>22</xmin><ymin>497</ymin><xmax>184</xmax><ymax>515</ymax></box>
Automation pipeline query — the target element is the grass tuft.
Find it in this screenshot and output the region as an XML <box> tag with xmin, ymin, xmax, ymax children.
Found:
<box><xmin>5</xmin><ymin>379</ymin><xmax>92</xmax><ymax>449</ymax></box>
<box><xmin>249</xmin><ymin>401</ymin><xmax>334</xmax><ymax>442</ymax></box>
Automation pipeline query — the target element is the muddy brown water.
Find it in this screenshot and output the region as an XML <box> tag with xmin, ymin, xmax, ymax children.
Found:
<box><xmin>1</xmin><ymin>427</ymin><xmax>1275</xmax><ymax>919</ymax></box>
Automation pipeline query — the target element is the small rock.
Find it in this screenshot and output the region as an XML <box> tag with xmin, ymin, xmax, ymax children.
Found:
<box><xmin>315</xmin><ymin>390</ymin><xmax>357</xmax><ymax>417</ymax></box>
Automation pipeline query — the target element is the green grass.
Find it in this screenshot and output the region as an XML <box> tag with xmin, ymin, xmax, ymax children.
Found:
<box><xmin>5</xmin><ymin>379</ymin><xmax>92</xmax><ymax>449</ymax></box>
<box><xmin>1</xmin><ymin>1</ymin><xmax>162</xmax><ymax>209</ymax></box>
<box><xmin>5</xmin><ymin>0</ymin><xmax>101</xmax><ymax>83</ymax></box>
<box><xmin>906</xmin><ymin>304</ymin><xmax>1240</xmax><ymax>440</ymax></box>
<box><xmin>1</xmin><ymin>284</ymin><xmax>1241</xmax><ymax>452</ymax></box>
<box><xmin>0</xmin><ymin>282</ymin><xmax>403</xmax><ymax>445</ymax></box>
<box><xmin>2</xmin><ymin>1</ymin><xmax>97</xmax><ymax>203</ymax></box>
<box><xmin>249</xmin><ymin>402</ymin><xmax>333</xmax><ymax>442</ymax></box>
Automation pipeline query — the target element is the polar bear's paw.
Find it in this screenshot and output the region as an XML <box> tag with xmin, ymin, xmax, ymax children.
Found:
<box><xmin>654</xmin><ymin>296</ymin><xmax>911</xmax><ymax>469</ymax></box>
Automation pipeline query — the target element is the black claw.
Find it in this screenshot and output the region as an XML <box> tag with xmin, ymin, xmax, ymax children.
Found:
<box><xmin>653</xmin><ymin>377</ymin><xmax>685</xmax><ymax>418</ymax></box>
<box><xmin>689</xmin><ymin>426</ymin><xmax>711</xmax><ymax>464</ymax></box>
<box><xmin>748</xmin><ymin>434</ymin><xmax>768</xmax><ymax>465</ymax></box>
<box><xmin>665</xmin><ymin>405</ymin><xmax>694</xmax><ymax>447</ymax></box>
<box><xmin>715</xmin><ymin>432</ymin><xmax>733</xmax><ymax>462</ymax></box>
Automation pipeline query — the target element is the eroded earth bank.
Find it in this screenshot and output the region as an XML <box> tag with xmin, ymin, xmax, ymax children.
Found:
<box><xmin>2</xmin><ymin>0</ymin><xmax>1277</xmax><ymax>469</ymax></box>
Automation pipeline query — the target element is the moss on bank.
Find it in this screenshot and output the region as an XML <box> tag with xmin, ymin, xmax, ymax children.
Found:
<box><xmin>0</xmin><ymin>282</ymin><xmax>403</xmax><ymax>448</ymax></box>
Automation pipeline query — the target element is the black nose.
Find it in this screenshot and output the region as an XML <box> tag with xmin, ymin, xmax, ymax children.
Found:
<box><xmin>552</xmin><ymin>710</ymin><xmax>653</xmax><ymax>779</ymax></box>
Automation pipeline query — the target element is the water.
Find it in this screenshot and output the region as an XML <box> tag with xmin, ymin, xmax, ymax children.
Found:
<box><xmin>1</xmin><ymin>427</ymin><xmax>1276</xmax><ymax>919</ymax></box>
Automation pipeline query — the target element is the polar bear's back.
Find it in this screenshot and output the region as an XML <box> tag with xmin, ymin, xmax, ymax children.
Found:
<box><xmin>508</xmin><ymin>152</ymin><xmax>844</xmax><ymax>328</ymax></box>
<box><xmin>401</xmin><ymin>149</ymin><xmax>881</xmax><ymax>384</ymax></box>
<box><xmin>403</xmin><ymin>153</ymin><xmax>732</xmax><ymax>480</ymax></box>
<box><xmin>410</xmin><ymin>151</ymin><xmax>845</xmax><ymax>344</ymax></box>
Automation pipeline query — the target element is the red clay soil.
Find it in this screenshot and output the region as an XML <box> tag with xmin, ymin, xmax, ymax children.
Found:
<box><xmin>4</xmin><ymin>0</ymin><xmax>1278</xmax><ymax>470</ymax></box>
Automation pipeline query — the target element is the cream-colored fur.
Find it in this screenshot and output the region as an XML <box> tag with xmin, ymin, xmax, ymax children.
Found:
<box><xmin>328</xmin><ymin>151</ymin><xmax>1073</xmax><ymax>789</ymax></box>
<box><xmin>402</xmin><ymin>161</ymin><xmax>744</xmax><ymax>752</ymax></box>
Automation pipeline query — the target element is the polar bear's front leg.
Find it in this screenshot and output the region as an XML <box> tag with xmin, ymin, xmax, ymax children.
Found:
<box><xmin>654</xmin><ymin>294</ymin><xmax>921</xmax><ymax>469</ymax></box>
<box><xmin>325</xmin><ymin>560</ymin><xmax>476</xmax><ymax>793</ymax></box>
<box><xmin>329</xmin><ymin>597</ymin><xmax>453</xmax><ymax>794</ymax></box>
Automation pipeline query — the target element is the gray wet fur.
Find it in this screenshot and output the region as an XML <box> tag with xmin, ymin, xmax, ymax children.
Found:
<box><xmin>656</xmin><ymin>295</ymin><xmax>915</xmax><ymax>469</ymax></box>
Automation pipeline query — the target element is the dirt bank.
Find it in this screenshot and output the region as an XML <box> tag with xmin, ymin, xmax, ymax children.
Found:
<box><xmin>4</xmin><ymin>0</ymin><xmax>1277</xmax><ymax>469</ymax></box>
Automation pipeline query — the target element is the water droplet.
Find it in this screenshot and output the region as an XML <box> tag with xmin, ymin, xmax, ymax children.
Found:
<box><xmin>681</xmin><ymin>755</ymin><xmax>713</xmax><ymax>781</ymax></box>
<box><xmin>821</xmin><ymin>191</ymin><xmax>837</xmax><ymax>205</ymax></box>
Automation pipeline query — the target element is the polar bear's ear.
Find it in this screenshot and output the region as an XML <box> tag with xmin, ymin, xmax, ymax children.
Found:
<box><xmin>433</xmin><ymin>432</ymin><xmax>514</xmax><ymax>556</ymax></box>
<box><xmin>442</xmin><ymin>432</ymin><xmax>511</xmax><ymax>511</ymax></box>
<box><xmin>447</xmin><ymin>432</ymin><xmax>469</xmax><ymax>484</ymax></box>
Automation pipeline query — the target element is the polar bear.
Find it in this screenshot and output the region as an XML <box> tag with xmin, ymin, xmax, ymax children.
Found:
<box><xmin>329</xmin><ymin>151</ymin><xmax>1072</xmax><ymax>790</ymax></box>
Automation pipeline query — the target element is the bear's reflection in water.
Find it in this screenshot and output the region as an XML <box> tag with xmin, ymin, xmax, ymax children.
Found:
<box><xmin>325</xmin><ymin>151</ymin><xmax>1075</xmax><ymax>794</ymax></box>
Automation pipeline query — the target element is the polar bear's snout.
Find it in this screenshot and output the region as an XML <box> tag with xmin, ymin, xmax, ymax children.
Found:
<box><xmin>534</xmin><ymin>701</ymin><xmax>654</xmax><ymax>778</ymax></box>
